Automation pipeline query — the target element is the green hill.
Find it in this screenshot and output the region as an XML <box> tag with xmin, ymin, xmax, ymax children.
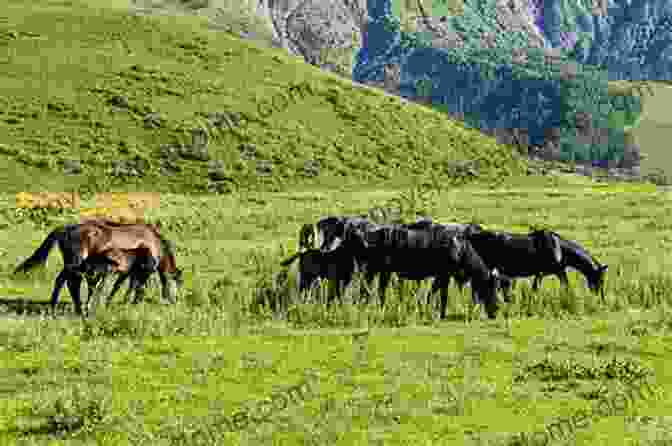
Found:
<box><xmin>631</xmin><ymin>81</ymin><xmax>672</xmax><ymax>178</ymax></box>
<box><xmin>0</xmin><ymin>0</ymin><xmax>525</xmax><ymax>195</ymax></box>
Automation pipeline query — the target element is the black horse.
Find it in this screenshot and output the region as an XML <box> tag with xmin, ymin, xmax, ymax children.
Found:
<box><xmin>280</xmin><ymin>235</ymin><xmax>364</xmax><ymax>306</ymax></box>
<box><xmin>315</xmin><ymin>216</ymin><xmax>502</xmax><ymax>309</ymax></box>
<box><xmin>316</xmin><ymin>215</ymin><xmax>374</xmax><ymax>253</ymax></box>
<box><xmin>464</xmin><ymin>228</ymin><xmax>564</xmax><ymax>301</ymax></box>
<box><xmin>345</xmin><ymin>224</ymin><xmax>501</xmax><ymax>319</ymax></box>
<box><xmin>530</xmin><ymin>232</ymin><xmax>608</xmax><ymax>301</ymax></box>
<box><xmin>315</xmin><ymin>216</ymin><xmax>483</xmax><ymax>253</ymax></box>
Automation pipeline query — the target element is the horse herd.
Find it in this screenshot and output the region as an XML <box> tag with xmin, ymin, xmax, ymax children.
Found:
<box><xmin>10</xmin><ymin>216</ymin><xmax>608</xmax><ymax>320</ymax></box>
<box><xmin>280</xmin><ymin>216</ymin><xmax>609</xmax><ymax>319</ymax></box>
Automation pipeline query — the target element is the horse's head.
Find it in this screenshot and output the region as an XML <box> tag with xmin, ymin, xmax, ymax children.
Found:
<box><xmin>298</xmin><ymin>223</ymin><xmax>316</xmax><ymax>251</ymax></box>
<box><xmin>477</xmin><ymin>267</ymin><xmax>500</xmax><ymax>319</ymax></box>
<box><xmin>316</xmin><ymin>217</ymin><xmax>345</xmax><ymax>252</ymax></box>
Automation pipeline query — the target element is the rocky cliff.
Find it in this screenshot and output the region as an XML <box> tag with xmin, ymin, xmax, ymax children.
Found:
<box><xmin>246</xmin><ymin>0</ymin><xmax>662</xmax><ymax>166</ymax></box>
<box><xmin>252</xmin><ymin>0</ymin><xmax>367</xmax><ymax>76</ymax></box>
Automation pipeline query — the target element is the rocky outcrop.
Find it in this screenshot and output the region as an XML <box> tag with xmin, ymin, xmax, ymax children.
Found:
<box><xmin>251</xmin><ymin>0</ymin><xmax>672</xmax><ymax>82</ymax></box>
<box><xmin>254</xmin><ymin>0</ymin><xmax>366</xmax><ymax>77</ymax></box>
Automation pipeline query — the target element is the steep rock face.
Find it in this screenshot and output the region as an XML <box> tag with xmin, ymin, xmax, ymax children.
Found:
<box><xmin>254</xmin><ymin>0</ymin><xmax>367</xmax><ymax>76</ymax></box>
<box><xmin>253</xmin><ymin>0</ymin><xmax>672</xmax><ymax>81</ymax></box>
<box><xmin>353</xmin><ymin>0</ymin><xmax>672</xmax><ymax>83</ymax></box>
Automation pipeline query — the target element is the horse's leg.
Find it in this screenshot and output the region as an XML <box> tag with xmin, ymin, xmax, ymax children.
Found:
<box><xmin>558</xmin><ymin>270</ymin><xmax>570</xmax><ymax>289</ymax></box>
<box><xmin>456</xmin><ymin>272</ymin><xmax>468</xmax><ymax>292</ymax></box>
<box><xmin>107</xmin><ymin>272</ymin><xmax>130</xmax><ymax>305</ymax></box>
<box><xmin>131</xmin><ymin>273</ymin><xmax>149</xmax><ymax>304</ymax></box>
<box><xmin>378</xmin><ymin>271</ymin><xmax>391</xmax><ymax>307</ymax></box>
<box><xmin>158</xmin><ymin>270</ymin><xmax>175</xmax><ymax>304</ymax></box>
<box><xmin>362</xmin><ymin>270</ymin><xmax>376</xmax><ymax>304</ymax></box>
<box><xmin>429</xmin><ymin>277</ymin><xmax>443</xmax><ymax>308</ymax></box>
<box><xmin>50</xmin><ymin>269</ymin><xmax>69</xmax><ymax>316</ymax></box>
<box><xmin>122</xmin><ymin>272</ymin><xmax>142</xmax><ymax>304</ymax></box>
<box><xmin>84</xmin><ymin>273</ymin><xmax>101</xmax><ymax>313</ymax></box>
<box><xmin>532</xmin><ymin>275</ymin><xmax>542</xmax><ymax>291</ymax></box>
<box><xmin>437</xmin><ymin>278</ymin><xmax>449</xmax><ymax>320</ymax></box>
<box><xmin>327</xmin><ymin>279</ymin><xmax>341</xmax><ymax>308</ymax></box>
<box><xmin>501</xmin><ymin>278</ymin><xmax>513</xmax><ymax>303</ymax></box>
<box><xmin>65</xmin><ymin>271</ymin><xmax>84</xmax><ymax>316</ymax></box>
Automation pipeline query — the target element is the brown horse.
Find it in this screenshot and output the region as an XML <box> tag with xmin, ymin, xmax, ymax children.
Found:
<box><xmin>14</xmin><ymin>219</ymin><xmax>182</xmax><ymax>315</ymax></box>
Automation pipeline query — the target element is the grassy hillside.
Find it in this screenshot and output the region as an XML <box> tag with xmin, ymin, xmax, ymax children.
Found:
<box><xmin>631</xmin><ymin>81</ymin><xmax>672</xmax><ymax>178</ymax></box>
<box><xmin>0</xmin><ymin>0</ymin><xmax>525</xmax><ymax>195</ymax></box>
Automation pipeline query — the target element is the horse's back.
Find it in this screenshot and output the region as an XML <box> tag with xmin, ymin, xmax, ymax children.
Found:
<box><xmin>79</xmin><ymin>221</ymin><xmax>165</xmax><ymax>270</ymax></box>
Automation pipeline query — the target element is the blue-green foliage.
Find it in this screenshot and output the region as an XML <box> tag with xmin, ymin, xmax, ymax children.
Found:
<box><xmin>361</xmin><ymin>0</ymin><xmax>643</xmax><ymax>164</ymax></box>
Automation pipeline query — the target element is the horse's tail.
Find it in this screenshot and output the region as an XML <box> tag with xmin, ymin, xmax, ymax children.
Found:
<box><xmin>14</xmin><ymin>226</ymin><xmax>67</xmax><ymax>274</ymax></box>
<box><xmin>280</xmin><ymin>251</ymin><xmax>302</xmax><ymax>267</ymax></box>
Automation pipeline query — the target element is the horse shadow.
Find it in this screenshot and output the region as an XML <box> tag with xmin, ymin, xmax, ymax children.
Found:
<box><xmin>0</xmin><ymin>297</ymin><xmax>75</xmax><ymax>317</ymax></box>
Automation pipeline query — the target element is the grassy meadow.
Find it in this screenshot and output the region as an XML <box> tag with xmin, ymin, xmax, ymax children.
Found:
<box><xmin>1</xmin><ymin>1</ymin><xmax>672</xmax><ymax>445</ymax></box>
<box><xmin>2</xmin><ymin>177</ymin><xmax>672</xmax><ymax>445</ymax></box>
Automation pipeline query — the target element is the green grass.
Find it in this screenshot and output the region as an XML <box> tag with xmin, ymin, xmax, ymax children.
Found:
<box><xmin>3</xmin><ymin>178</ymin><xmax>672</xmax><ymax>445</ymax></box>
<box><xmin>0</xmin><ymin>0</ymin><xmax>524</xmax><ymax>195</ymax></box>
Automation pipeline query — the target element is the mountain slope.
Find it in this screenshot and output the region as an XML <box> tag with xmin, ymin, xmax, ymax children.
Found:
<box><xmin>0</xmin><ymin>0</ymin><xmax>525</xmax><ymax>194</ymax></box>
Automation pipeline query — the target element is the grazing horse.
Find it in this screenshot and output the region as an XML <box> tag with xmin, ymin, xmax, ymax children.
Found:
<box><xmin>345</xmin><ymin>224</ymin><xmax>501</xmax><ymax>319</ymax></box>
<box><xmin>531</xmin><ymin>233</ymin><xmax>608</xmax><ymax>301</ymax></box>
<box><xmin>82</xmin><ymin>246</ymin><xmax>159</xmax><ymax>311</ymax></box>
<box><xmin>316</xmin><ymin>215</ymin><xmax>374</xmax><ymax>253</ymax></box>
<box><xmin>81</xmin><ymin>223</ymin><xmax>183</xmax><ymax>306</ymax></box>
<box><xmin>14</xmin><ymin>220</ymin><xmax>182</xmax><ymax>315</ymax></box>
<box><xmin>315</xmin><ymin>216</ymin><xmax>497</xmax><ymax>304</ymax></box>
<box><xmin>465</xmin><ymin>228</ymin><xmax>563</xmax><ymax>300</ymax></box>
<box><xmin>280</xmin><ymin>233</ymin><xmax>366</xmax><ymax>305</ymax></box>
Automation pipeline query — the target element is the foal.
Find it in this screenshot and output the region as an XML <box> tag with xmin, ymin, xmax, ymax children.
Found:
<box><xmin>281</xmin><ymin>244</ymin><xmax>360</xmax><ymax>306</ymax></box>
<box><xmin>82</xmin><ymin>246</ymin><xmax>159</xmax><ymax>312</ymax></box>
